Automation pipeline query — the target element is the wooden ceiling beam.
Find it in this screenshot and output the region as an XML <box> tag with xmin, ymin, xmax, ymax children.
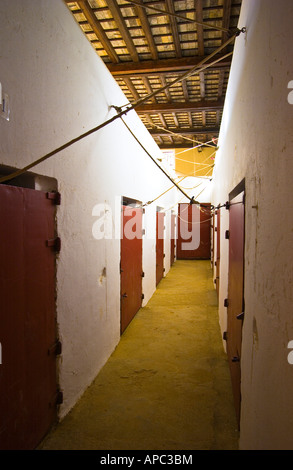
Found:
<box><xmin>133</xmin><ymin>0</ymin><xmax>158</xmax><ymax>60</ymax></box>
<box><xmin>150</xmin><ymin>127</ymin><xmax>220</xmax><ymax>136</ymax></box>
<box><xmin>123</xmin><ymin>77</ymin><xmax>140</xmax><ymax>101</ymax></box>
<box><xmin>165</xmin><ymin>0</ymin><xmax>181</xmax><ymax>58</ymax></box>
<box><xmin>196</xmin><ymin>0</ymin><xmax>204</xmax><ymax>56</ymax></box>
<box><xmin>106</xmin><ymin>0</ymin><xmax>139</xmax><ymax>62</ymax></box>
<box><xmin>136</xmin><ymin>99</ymin><xmax>224</xmax><ymax>113</ymax></box>
<box><xmin>157</xmin><ymin>143</ymin><xmax>216</xmax><ymax>149</ymax></box>
<box><xmin>107</xmin><ymin>54</ymin><xmax>232</xmax><ymax>75</ymax></box>
<box><xmin>77</xmin><ymin>0</ymin><xmax>119</xmax><ymax>63</ymax></box>
<box><xmin>222</xmin><ymin>0</ymin><xmax>232</xmax><ymax>44</ymax></box>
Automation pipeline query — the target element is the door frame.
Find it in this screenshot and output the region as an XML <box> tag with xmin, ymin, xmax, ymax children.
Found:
<box><xmin>0</xmin><ymin>183</ymin><xmax>60</xmax><ymax>449</ymax></box>
<box><xmin>156</xmin><ymin>208</ymin><xmax>165</xmax><ymax>286</ymax></box>
<box><xmin>226</xmin><ymin>179</ymin><xmax>245</xmax><ymax>428</ymax></box>
<box><xmin>120</xmin><ymin>199</ymin><xmax>143</xmax><ymax>333</ymax></box>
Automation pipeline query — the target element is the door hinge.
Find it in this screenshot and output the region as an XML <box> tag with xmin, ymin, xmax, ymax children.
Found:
<box><xmin>232</xmin><ymin>356</ymin><xmax>240</xmax><ymax>363</ymax></box>
<box><xmin>223</xmin><ymin>331</ymin><xmax>228</xmax><ymax>341</ymax></box>
<box><xmin>46</xmin><ymin>237</ymin><xmax>61</xmax><ymax>252</ymax></box>
<box><xmin>141</xmin><ymin>271</ymin><xmax>145</xmax><ymax>277</ymax></box>
<box><xmin>141</xmin><ymin>293</ymin><xmax>145</xmax><ymax>300</ymax></box>
<box><xmin>225</xmin><ymin>230</ymin><xmax>230</xmax><ymax>239</ymax></box>
<box><xmin>224</xmin><ymin>298</ymin><xmax>229</xmax><ymax>307</ymax></box>
<box><xmin>225</xmin><ymin>201</ymin><xmax>230</xmax><ymax>210</ymax></box>
<box><xmin>46</xmin><ymin>191</ymin><xmax>61</xmax><ymax>205</ymax></box>
<box><xmin>48</xmin><ymin>340</ymin><xmax>62</xmax><ymax>356</ymax></box>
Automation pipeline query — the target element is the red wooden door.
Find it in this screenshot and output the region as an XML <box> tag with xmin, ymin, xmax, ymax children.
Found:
<box><xmin>120</xmin><ymin>205</ymin><xmax>143</xmax><ymax>333</ymax></box>
<box><xmin>177</xmin><ymin>203</ymin><xmax>211</xmax><ymax>259</ymax></box>
<box><xmin>226</xmin><ymin>190</ymin><xmax>245</xmax><ymax>427</ymax></box>
<box><xmin>170</xmin><ymin>212</ymin><xmax>176</xmax><ymax>266</ymax></box>
<box><xmin>215</xmin><ymin>208</ymin><xmax>221</xmax><ymax>298</ymax></box>
<box><xmin>156</xmin><ymin>211</ymin><xmax>165</xmax><ymax>285</ymax></box>
<box><xmin>0</xmin><ymin>185</ymin><xmax>59</xmax><ymax>449</ymax></box>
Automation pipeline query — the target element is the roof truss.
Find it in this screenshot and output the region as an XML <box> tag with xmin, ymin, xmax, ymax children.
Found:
<box><xmin>64</xmin><ymin>0</ymin><xmax>242</xmax><ymax>149</ymax></box>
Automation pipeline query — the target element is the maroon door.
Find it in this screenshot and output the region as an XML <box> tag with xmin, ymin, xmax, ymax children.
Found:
<box><xmin>156</xmin><ymin>211</ymin><xmax>165</xmax><ymax>285</ymax></box>
<box><xmin>120</xmin><ymin>205</ymin><xmax>143</xmax><ymax>333</ymax></box>
<box><xmin>226</xmin><ymin>190</ymin><xmax>245</xmax><ymax>427</ymax></box>
<box><xmin>170</xmin><ymin>212</ymin><xmax>176</xmax><ymax>266</ymax></box>
<box><xmin>0</xmin><ymin>185</ymin><xmax>59</xmax><ymax>450</ymax></box>
<box><xmin>177</xmin><ymin>203</ymin><xmax>211</xmax><ymax>259</ymax></box>
<box><xmin>215</xmin><ymin>208</ymin><xmax>221</xmax><ymax>298</ymax></box>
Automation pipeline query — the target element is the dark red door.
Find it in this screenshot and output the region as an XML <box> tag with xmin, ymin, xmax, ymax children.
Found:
<box><xmin>170</xmin><ymin>212</ymin><xmax>176</xmax><ymax>266</ymax></box>
<box><xmin>121</xmin><ymin>205</ymin><xmax>143</xmax><ymax>333</ymax></box>
<box><xmin>156</xmin><ymin>211</ymin><xmax>165</xmax><ymax>285</ymax></box>
<box><xmin>0</xmin><ymin>185</ymin><xmax>59</xmax><ymax>450</ymax></box>
<box><xmin>215</xmin><ymin>208</ymin><xmax>221</xmax><ymax>298</ymax></box>
<box><xmin>177</xmin><ymin>203</ymin><xmax>211</xmax><ymax>259</ymax></box>
<box><xmin>226</xmin><ymin>190</ymin><xmax>245</xmax><ymax>427</ymax></box>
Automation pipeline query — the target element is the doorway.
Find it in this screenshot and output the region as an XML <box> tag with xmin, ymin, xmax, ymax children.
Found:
<box><xmin>177</xmin><ymin>203</ymin><xmax>211</xmax><ymax>259</ymax></box>
<box><xmin>156</xmin><ymin>209</ymin><xmax>165</xmax><ymax>285</ymax></box>
<box><xmin>120</xmin><ymin>202</ymin><xmax>143</xmax><ymax>333</ymax></box>
<box><xmin>226</xmin><ymin>181</ymin><xmax>245</xmax><ymax>427</ymax></box>
<box><xmin>0</xmin><ymin>184</ymin><xmax>60</xmax><ymax>449</ymax></box>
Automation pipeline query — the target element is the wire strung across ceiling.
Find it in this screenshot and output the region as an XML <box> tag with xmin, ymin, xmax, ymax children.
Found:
<box><xmin>0</xmin><ymin>27</ymin><xmax>246</xmax><ymax>208</ymax></box>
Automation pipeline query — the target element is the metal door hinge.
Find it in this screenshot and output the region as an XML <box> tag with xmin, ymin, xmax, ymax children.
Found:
<box><xmin>48</xmin><ymin>340</ymin><xmax>62</xmax><ymax>356</ymax></box>
<box><xmin>46</xmin><ymin>237</ymin><xmax>61</xmax><ymax>252</ymax></box>
<box><xmin>141</xmin><ymin>293</ymin><xmax>145</xmax><ymax>300</ymax></box>
<box><xmin>223</xmin><ymin>331</ymin><xmax>228</xmax><ymax>341</ymax></box>
<box><xmin>46</xmin><ymin>191</ymin><xmax>61</xmax><ymax>205</ymax></box>
<box><xmin>224</xmin><ymin>298</ymin><xmax>229</xmax><ymax>307</ymax></box>
<box><xmin>141</xmin><ymin>271</ymin><xmax>145</xmax><ymax>277</ymax></box>
<box><xmin>232</xmin><ymin>356</ymin><xmax>240</xmax><ymax>363</ymax></box>
<box><xmin>225</xmin><ymin>230</ymin><xmax>230</xmax><ymax>239</ymax></box>
<box><xmin>225</xmin><ymin>201</ymin><xmax>230</xmax><ymax>210</ymax></box>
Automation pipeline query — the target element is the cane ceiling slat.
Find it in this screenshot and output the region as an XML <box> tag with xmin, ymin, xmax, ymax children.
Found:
<box><xmin>64</xmin><ymin>0</ymin><xmax>242</xmax><ymax>150</ymax></box>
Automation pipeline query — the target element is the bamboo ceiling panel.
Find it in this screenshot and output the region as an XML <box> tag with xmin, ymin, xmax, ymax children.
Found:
<box><xmin>64</xmin><ymin>0</ymin><xmax>242</xmax><ymax>149</ymax></box>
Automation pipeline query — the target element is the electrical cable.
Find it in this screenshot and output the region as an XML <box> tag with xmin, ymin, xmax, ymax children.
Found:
<box><xmin>0</xmin><ymin>28</ymin><xmax>245</xmax><ymax>185</ymax></box>
<box><xmin>120</xmin><ymin>115</ymin><xmax>197</xmax><ymax>204</ymax></box>
<box><xmin>175</xmin><ymin>139</ymin><xmax>218</xmax><ymax>154</ymax></box>
<box><xmin>0</xmin><ymin>105</ymin><xmax>133</xmax><ymax>184</ymax></box>
<box><xmin>119</xmin><ymin>49</ymin><xmax>235</xmax><ymax>111</ymax></box>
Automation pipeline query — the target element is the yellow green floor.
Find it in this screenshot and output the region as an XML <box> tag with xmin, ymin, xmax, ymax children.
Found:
<box><xmin>39</xmin><ymin>260</ymin><xmax>239</xmax><ymax>450</ymax></box>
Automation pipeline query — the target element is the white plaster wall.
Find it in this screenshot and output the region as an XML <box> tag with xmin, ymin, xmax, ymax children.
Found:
<box><xmin>0</xmin><ymin>0</ymin><xmax>178</xmax><ymax>418</ymax></box>
<box><xmin>211</xmin><ymin>0</ymin><xmax>293</xmax><ymax>450</ymax></box>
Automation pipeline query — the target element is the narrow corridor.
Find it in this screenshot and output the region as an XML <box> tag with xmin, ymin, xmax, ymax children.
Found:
<box><xmin>39</xmin><ymin>260</ymin><xmax>239</xmax><ymax>450</ymax></box>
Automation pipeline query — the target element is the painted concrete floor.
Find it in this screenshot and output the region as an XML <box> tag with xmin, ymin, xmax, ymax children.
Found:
<box><xmin>39</xmin><ymin>260</ymin><xmax>239</xmax><ymax>450</ymax></box>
